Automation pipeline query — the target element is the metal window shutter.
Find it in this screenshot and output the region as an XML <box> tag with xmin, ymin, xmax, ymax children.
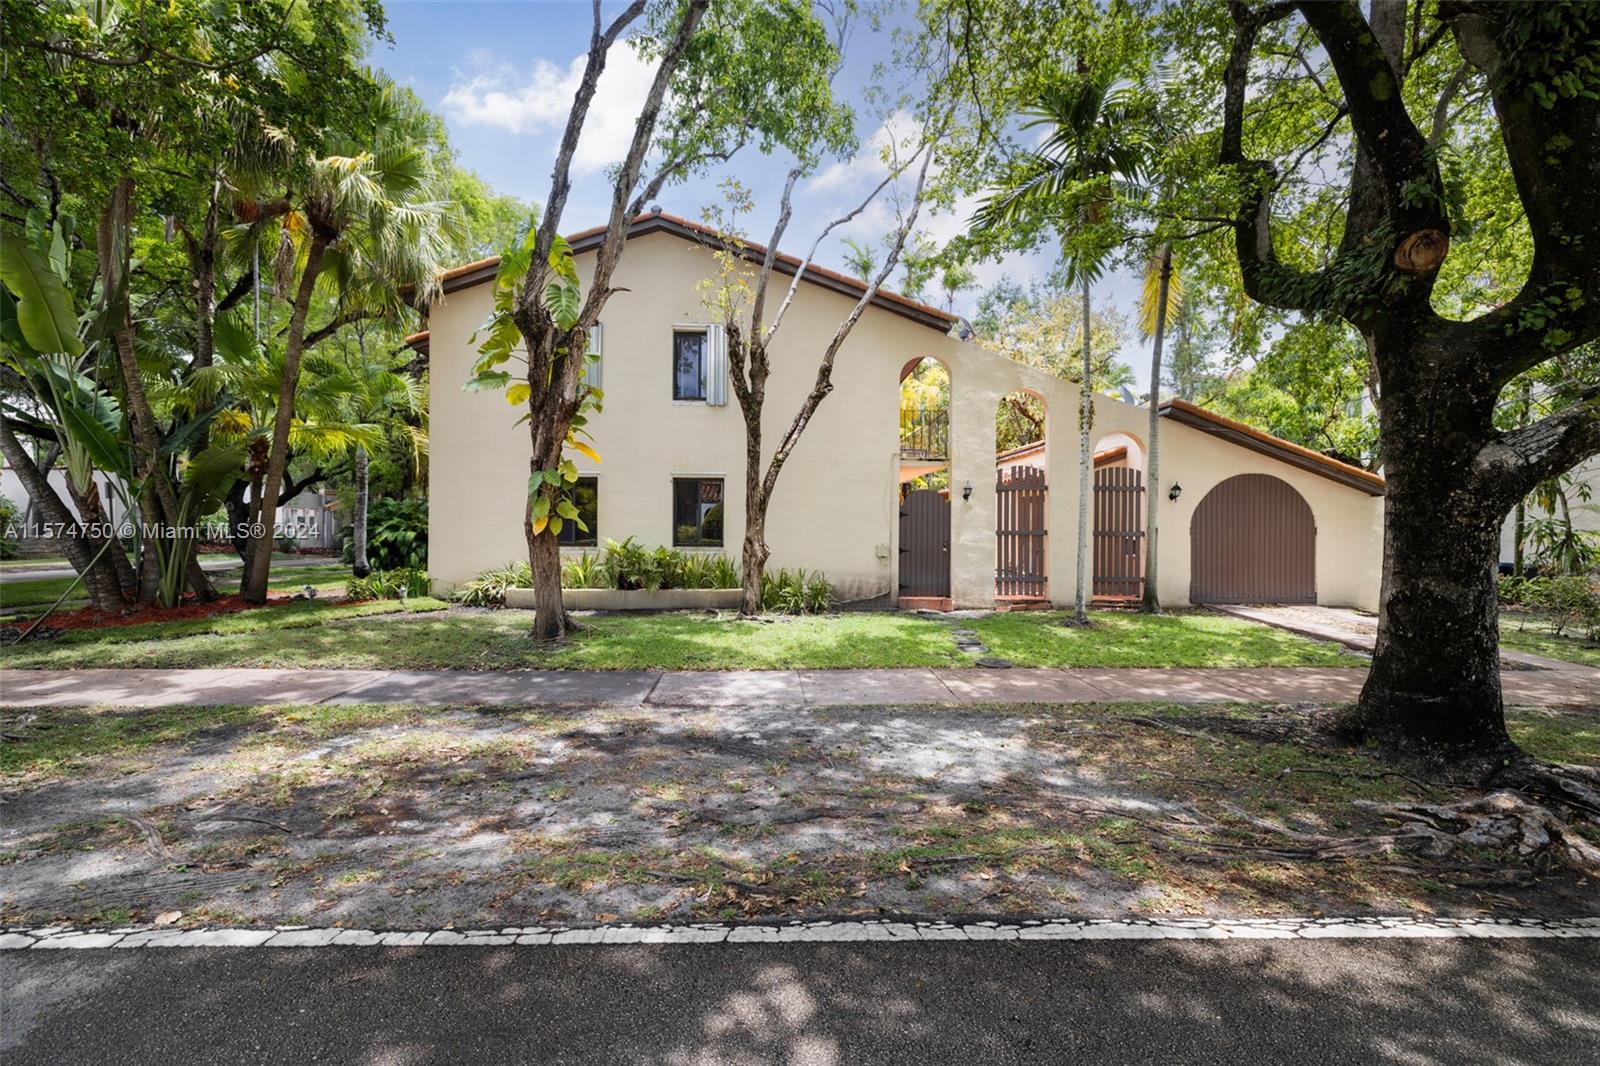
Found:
<box><xmin>582</xmin><ymin>323</ymin><xmax>602</xmax><ymax>389</ymax></box>
<box><xmin>705</xmin><ymin>323</ymin><xmax>727</xmax><ymax>406</ymax></box>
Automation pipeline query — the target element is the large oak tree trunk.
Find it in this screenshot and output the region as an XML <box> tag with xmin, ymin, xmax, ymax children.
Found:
<box><xmin>1350</xmin><ymin>333</ymin><xmax>1513</xmax><ymax>757</ymax></box>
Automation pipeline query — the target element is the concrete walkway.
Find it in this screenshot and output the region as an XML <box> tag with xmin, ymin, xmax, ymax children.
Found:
<box><xmin>3</xmin><ymin>663</ymin><xmax>1594</xmax><ymax>708</ymax></box>
<box><xmin>1214</xmin><ymin>603</ymin><xmax>1586</xmax><ymax>673</ymax></box>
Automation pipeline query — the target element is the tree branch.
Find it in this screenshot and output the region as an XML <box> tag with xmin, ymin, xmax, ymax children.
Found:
<box><xmin>1473</xmin><ymin>388</ymin><xmax>1600</xmax><ymax>511</ymax></box>
<box><xmin>1219</xmin><ymin>1</ymin><xmax>1328</xmax><ymax>314</ymax></box>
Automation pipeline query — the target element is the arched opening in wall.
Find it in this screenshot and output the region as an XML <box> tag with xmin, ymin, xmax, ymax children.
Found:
<box><xmin>995</xmin><ymin>388</ymin><xmax>1048</xmax><ymax>606</ymax></box>
<box><xmin>1190</xmin><ymin>473</ymin><xmax>1316</xmax><ymax>604</ymax></box>
<box><xmin>897</xmin><ymin>357</ymin><xmax>951</xmax><ymax>608</ymax></box>
<box><xmin>1091</xmin><ymin>430</ymin><xmax>1147</xmax><ymax>603</ymax></box>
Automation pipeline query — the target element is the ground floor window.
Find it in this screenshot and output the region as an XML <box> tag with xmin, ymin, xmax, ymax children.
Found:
<box><xmin>558</xmin><ymin>476</ymin><xmax>599</xmax><ymax>546</ymax></box>
<box><xmin>673</xmin><ymin>477</ymin><xmax>724</xmax><ymax>546</ymax></box>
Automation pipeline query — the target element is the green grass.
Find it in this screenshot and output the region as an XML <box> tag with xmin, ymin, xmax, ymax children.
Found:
<box><xmin>1508</xmin><ymin>709</ymin><xmax>1600</xmax><ymax>765</ymax></box>
<box><xmin>972</xmin><ymin>610</ymin><xmax>1365</xmax><ymax>668</ymax></box>
<box><xmin>1500</xmin><ymin>612</ymin><xmax>1600</xmax><ymax>668</ymax></box>
<box><xmin>0</xmin><ymin>604</ymin><xmax>1366</xmax><ymax>671</ymax></box>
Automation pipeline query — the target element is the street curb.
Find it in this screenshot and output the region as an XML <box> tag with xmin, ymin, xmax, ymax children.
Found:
<box><xmin>4</xmin><ymin>915</ymin><xmax>1597</xmax><ymax>951</ymax></box>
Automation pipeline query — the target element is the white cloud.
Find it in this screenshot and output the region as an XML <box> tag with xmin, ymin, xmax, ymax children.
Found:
<box><xmin>440</xmin><ymin>47</ymin><xmax>659</xmax><ymax>175</ymax></box>
<box><xmin>805</xmin><ymin>111</ymin><xmax>922</xmax><ymax>194</ymax></box>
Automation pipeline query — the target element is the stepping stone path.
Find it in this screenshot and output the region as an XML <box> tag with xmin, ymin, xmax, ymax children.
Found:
<box><xmin>950</xmin><ymin>627</ymin><xmax>1013</xmax><ymax>668</ymax></box>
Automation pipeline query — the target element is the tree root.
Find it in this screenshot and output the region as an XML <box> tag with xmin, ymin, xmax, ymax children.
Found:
<box><xmin>1355</xmin><ymin>790</ymin><xmax>1600</xmax><ymax>878</ymax></box>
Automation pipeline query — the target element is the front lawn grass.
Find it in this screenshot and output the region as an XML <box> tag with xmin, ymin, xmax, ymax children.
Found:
<box><xmin>1499</xmin><ymin>612</ymin><xmax>1600</xmax><ymax>668</ymax></box>
<box><xmin>0</xmin><ymin>605</ymin><xmax>1364</xmax><ymax>671</ymax></box>
<box><xmin>973</xmin><ymin>610</ymin><xmax>1365</xmax><ymax>668</ymax></box>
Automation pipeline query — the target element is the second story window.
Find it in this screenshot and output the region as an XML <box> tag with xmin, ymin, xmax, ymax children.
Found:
<box><xmin>673</xmin><ymin>330</ymin><xmax>706</xmax><ymax>400</ymax></box>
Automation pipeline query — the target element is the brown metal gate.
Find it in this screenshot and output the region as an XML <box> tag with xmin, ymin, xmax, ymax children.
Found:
<box><xmin>899</xmin><ymin>489</ymin><xmax>950</xmax><ymax>598</ymax></box>
<box><xmin>996</xmin><ymin>465</ymin><xmax>1047</xmax><ymax>598</ymax></box>
<box><xmin>1190</xmin><ymin>473</ymin><xmax>1316</xmax><ymax>604</ymax></box>
<box><xmin>1093</xmin><ymin>466</ymin><xmax>1145</xmax><ymax>600</ymax></box>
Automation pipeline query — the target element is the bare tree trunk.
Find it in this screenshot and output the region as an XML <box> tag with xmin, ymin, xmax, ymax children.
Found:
<box><xmin>242</xmin><ymin>234</ymin><xmax>328</xmax><ymax>604</ymax></box>
<box><xmin>1073</xmin><ymin>274</ymin><xmax>1092</xmax><ymax>624</ymax></box>
<box><xmin>352</xmin><ymin>445</ymin><xmax>371</xmax><ymax>577</ymax></box>
<box><xmin>1141</xmin><ymin>243</ymin><xmax>1172</xmax><ymax>614</ymax></box>
<box><xmin>740</xmin><ymin>495</ymin><xmax>769</xmax><ymax>616</ymax></box>
<box><xmin>0</xmin><ymin>421</ymin><xmax>128</xmax><ymax>611</ymax></box>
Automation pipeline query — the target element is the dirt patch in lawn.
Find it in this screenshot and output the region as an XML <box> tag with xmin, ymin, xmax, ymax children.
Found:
<box><xmin>1</xmin><ymin>701</ymin><xmax>1594</xmax><ymax>930</ymax></box>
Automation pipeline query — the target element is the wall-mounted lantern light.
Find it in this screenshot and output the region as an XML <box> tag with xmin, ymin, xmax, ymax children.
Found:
<box><xmin>962</xmin><ymin>481</ymin><xmax>974</xmax><ymax>501</ymax></box>
<box><xmin>1168</xmin><ymin>483</ymin><xmax>1183</xmax><ymax>502</ymax></box>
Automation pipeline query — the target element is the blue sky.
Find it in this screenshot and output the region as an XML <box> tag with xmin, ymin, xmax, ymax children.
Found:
<box><xmin>376</xmin><ymin>1</ymin><xmax>1153</xmax><ymax>389</ymax></box>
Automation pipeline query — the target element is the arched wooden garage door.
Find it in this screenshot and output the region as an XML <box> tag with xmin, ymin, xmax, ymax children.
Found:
<box><xmin>1190</xmin><ymin>474</ymin><xmax>1316</xmax><ymax>604</ymax></box>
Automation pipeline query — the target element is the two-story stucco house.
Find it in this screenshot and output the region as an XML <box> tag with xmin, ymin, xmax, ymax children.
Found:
<box><xmin>422</xmin><ymin>210</ymin><xmax>1387</xmax><ymax>611</ymax></box>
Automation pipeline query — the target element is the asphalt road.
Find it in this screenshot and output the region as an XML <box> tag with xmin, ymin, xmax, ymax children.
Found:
<box><xmin>4</xmin><ymin>938</ymin><xmax>1597</xmax><ymax>1064</ymax></box>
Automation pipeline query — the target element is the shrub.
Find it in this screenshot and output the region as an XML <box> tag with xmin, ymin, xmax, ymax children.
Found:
<box><xmin>453</xmin><ymin>562</ymin><xmax>533</xmax><ymax>607</ymax></box>
<box><xmin>347</xmin><ymin>567</ymin><xmax>431</xmax><ymax>601</ymax></box>
<box><xmin>1500</xmin><ymin>574</ymin><xmax>1600</xmax><ymax>640</ymax></box>
<box><xmin>761</xmin><ymin>567</ymin><xmax>835</xmax><ymax>614</ymax></box>
<box><xmin>560</xmin><ymin>551</ymin><xmax>605</xmax><ymax>590</ymax></box>
<box><xmin>0</xmin><ymin>494</ymin><xmax>21</xmax><ymax>560</ymax></box>
<box><xmin>1546</xmin><ymin>576</ymin><xmax>1600</xmax><ymax>640</ymax></box>
<box><xmin>357</xmin><ymin>498</ymin><xmax>427</xmax><ymax>571</ymax></box>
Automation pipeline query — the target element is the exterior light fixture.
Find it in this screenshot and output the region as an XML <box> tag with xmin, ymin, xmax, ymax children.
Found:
<box><xmin>1168</xmin><ymin>483</ymin><xmax>1183</xmax><ymax>502</ymax></box>
<box><xmin>962</xmin><ymin>481</ymin><xmax>974</xmax><ymax>501</ymax></box>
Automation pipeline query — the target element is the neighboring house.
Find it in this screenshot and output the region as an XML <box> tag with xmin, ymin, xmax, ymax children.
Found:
<box><xmin>1498</xmin><ymin>454</ymin><xmax>1600</xmax><ymax>570</ymax></box>
<box><xmin>0</xmin><ymin>465</ymin><xmax>338</xmax><ymax>552</ymax></box>
<box><xmin>426</xmin><ymin>210</ymin><xmax>1386</xmax><ymax>611</ymax></box>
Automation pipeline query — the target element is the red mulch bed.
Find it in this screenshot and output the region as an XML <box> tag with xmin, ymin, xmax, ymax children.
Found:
<box><xmin>37</xmin><ymin>594</ymin><xmax>306</xmax><ymax>632</ymax></box>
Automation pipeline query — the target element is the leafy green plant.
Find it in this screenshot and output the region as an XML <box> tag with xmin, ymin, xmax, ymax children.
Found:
<box><xmin>761</xmin><ymin>567</ymin><xmax>836</xmax><ymax>614</ymax></box>
<box><xmin>1545</xmin><ymin>576</ymin><xmax>1600</xmax><ymax>641</ymax></box>
<box><xmin>453</xmin><ymin>562</ymin><xmax>533</xmax><ymax>607</ymax></box>
<box><xmin>360</xmin><ymin>498</ymin><xmax>427</xmax><ymax>570</ymax></box>
<box><xmin>0</xmin><ymin>494</ymin><xmax>21</xmax><ymax>560</ymax></box>
<box><xmin>347</xmin><ymin>567</ymin><xmax>431</xmax><ymax>601</ymax></box>
<box><xmin>560</xmin><ymin>550</ymin><xmax>605</xmax><ymax>590</ymax></box>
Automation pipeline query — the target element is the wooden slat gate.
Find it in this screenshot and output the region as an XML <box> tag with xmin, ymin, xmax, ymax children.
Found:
<box><xmin>899</xmin><ymin>489</ymin><xmax>951</xmax><ymax>597</ymax></box>
<box><xmin>996</xmin><ymin>465</ymin><xmax>1048</xmax><ymax>599</ymax></box>
<box><xmin>1093</xmin><ymin>466</ymin><xmax>1145</xmax><ymax>599</ymax></box>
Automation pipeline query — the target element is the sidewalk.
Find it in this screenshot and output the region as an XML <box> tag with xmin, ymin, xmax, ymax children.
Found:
<box><xmin>3</xmin><ymin>663</ymin><xmax>1593</xmax><ymax>708</ymax></box>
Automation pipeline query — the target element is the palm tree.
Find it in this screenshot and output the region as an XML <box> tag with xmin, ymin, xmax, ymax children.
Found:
<box><xmin>1139</xmin><ymin>244</ymin><xmax>1181</xmax><ymax>612</ymax></box>
<box><xmin>240</xmin><ymin>77</ymin><xmax>458</xmax><ymax>603</ymax></box>
<box><xmin>974</xmin><ymin>64</ymin><xmax>1147</xmax><ymax>623</ymax></box>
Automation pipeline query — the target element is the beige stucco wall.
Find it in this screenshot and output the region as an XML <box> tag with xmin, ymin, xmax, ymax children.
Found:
<box><xmin>428</xmin><ymin>229</ymin><xmax>1384</xmax><ymax>610</ymax></box>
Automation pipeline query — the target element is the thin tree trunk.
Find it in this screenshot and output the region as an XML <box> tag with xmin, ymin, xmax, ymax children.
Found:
<box><xmin>242</xmin><ymin>235</ymin><xmax>328</xmax><ymax>604</ymax></box>
<box><xmin>352</xmin><ymin>445</ymin><xmax>370</xmax><ymax>577</ymax></box>
<box><xmin>740</xmin><ymin>489</ymin><xmax>769</xmax><ymax>617</ymax></box>
<box><xmin>0</xmin><ymin>421</ymin><xmax>128</xmax><ymax>611</ymax></box>
<box><xmin>1141</xmin><ymin>243</ymin><xmax>1172</xmax><ymax>614</ymax></box>
<box><xmin>1074</xmin><ymin>275</ymin><xmax>1092</xmax><ymax>624</ymax></box>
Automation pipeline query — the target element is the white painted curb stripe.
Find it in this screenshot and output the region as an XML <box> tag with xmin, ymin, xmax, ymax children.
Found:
<box><xmin>3</xmin><ymin>916</ymin><xmax>1596</xmax><ymax>950</ymax></box>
